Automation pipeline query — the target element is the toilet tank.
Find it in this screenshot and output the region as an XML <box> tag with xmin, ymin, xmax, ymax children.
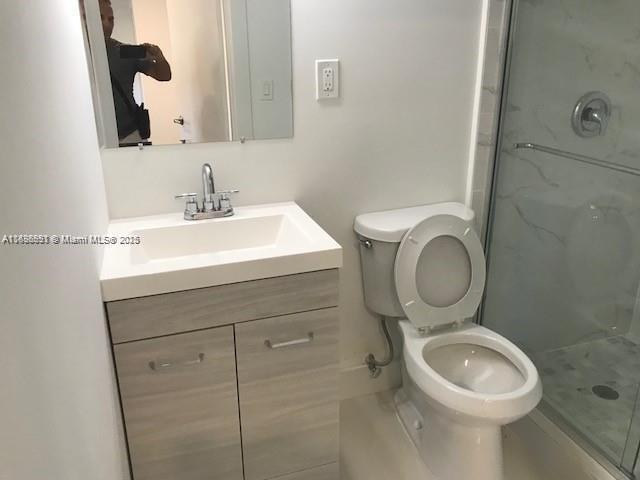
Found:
<box><xmin>354</xmin><ymin>202</ymin><xmax>475</xmax><ymax>318</ymax></box>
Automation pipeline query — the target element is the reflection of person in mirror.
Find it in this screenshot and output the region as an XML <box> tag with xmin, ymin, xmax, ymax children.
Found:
<box><xmin>99</xmin><ymin>0</ymin><xmax>171</xmax><ymax>144</ymax></box>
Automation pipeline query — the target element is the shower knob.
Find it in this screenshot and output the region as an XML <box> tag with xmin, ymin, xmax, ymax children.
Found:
<box><xmin>572</xmin><ymin>91</ymin><xmax>611</xmax><ymax>138</ymax></box>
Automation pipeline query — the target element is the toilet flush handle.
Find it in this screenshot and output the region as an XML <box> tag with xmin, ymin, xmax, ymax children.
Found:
<box><xmin>358</xmin><ymin>237</ymin><xmax>373</xmax><ymax>249</ymax></box>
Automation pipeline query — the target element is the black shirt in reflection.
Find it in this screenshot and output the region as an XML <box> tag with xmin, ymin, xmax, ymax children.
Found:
<box><xmin>106</xmin><ymin>38</ymin><xmax>146</xmax><ymax>140</ymax></box>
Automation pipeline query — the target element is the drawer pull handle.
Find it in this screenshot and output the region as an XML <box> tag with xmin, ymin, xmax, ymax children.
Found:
<box><xmin>264</xmin><ymin>332</ymin><xmax>314</xmax><ymax>349</ymax></box>
<box><xmin>149</xmin><ymin>353</ymin><xmax>205</xmax><ymax>371</ymax></box>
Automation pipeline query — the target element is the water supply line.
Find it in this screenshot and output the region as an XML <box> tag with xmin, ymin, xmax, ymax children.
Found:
<box><xmin>365</xmin><ymin>316</ymin><xmax>395</xmax><ymax>378</ymax></box>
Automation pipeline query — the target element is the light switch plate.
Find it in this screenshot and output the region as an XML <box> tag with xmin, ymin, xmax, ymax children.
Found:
<box><xmin>316</xmin><ymin>59</ymin><xmax>340</xmax><ymax>100</ymax></box>
<box><xmin>260</xmin><ymin>80</ymin><xmax>274</xmax><ymax>101</ymax></box>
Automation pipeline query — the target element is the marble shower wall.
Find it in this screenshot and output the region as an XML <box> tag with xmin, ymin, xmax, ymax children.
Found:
<box><xmin>482</xmin><ymin>0</ymin><xmax>640</xmax><ymax>352</ymax></box>
<box><xmin>471</xmin><ymin>0</ymin><xmax>511</xmax><ymax>236</ymax></box>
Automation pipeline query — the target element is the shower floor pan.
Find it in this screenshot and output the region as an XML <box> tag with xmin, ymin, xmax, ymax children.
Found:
<box><xmin>534</xmin><ymin>334</ymin><xmax>640</xmax><ymax>464</ymax></box>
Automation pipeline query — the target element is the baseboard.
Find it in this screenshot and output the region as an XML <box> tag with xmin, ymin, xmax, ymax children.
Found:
<box><xmin>339</xmin><ymin>360</ymin><xmax>402</xmax><ymax>401</ymax></box>
<box><xmin>512</xmin><ymin>409</ymin><xmax>620</xmax><ymax>480</ymax></box>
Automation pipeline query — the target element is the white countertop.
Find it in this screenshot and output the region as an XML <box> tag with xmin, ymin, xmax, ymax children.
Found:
<box><xmin>100</xmin><ymin>202</ymin><xmax>342</xmax><ymax>301</ymax></box>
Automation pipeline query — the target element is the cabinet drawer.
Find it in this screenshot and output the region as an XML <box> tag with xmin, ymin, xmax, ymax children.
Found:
<box><xmin>236</xmin><ymin>308</ymin><xmax>339</xmax><ymax>480</ymax></box>
<box><xmin>107</xmin><ymin>269</ymin><xmax>339</xmax><ymax>344</ymax></box>
<box><xmin>114</xmin><ymin>327</ymin><xmax>242</xmax><ymax>480</ymax></box>
<box><xmin>275</xmin><ymin>463</ymin><xmax>339</xmax><ymax>480</ymax></box>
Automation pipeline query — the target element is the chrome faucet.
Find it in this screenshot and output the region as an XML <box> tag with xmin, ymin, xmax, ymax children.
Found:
<box><xmin>175</xmin><ymin>163</ymin><xmax>238</xmax><ymax>220</ymax></box>
<box><xmin>202</xmin><ymin>163</ymin><xmax>217</xmax><ymax>211</ymax></box>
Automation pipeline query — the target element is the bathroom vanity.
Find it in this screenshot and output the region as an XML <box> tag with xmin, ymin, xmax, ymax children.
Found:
<box><xmin>100</xmin><ymin>203</ymin><xmax>342</xmax><ymax>480</ymax></box>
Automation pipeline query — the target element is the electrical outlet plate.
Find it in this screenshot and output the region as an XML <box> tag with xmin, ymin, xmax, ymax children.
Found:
<box><xmin>316</xmin><ymin>59</ymin><xmax>340</xmax><ymax>100</ymax></box>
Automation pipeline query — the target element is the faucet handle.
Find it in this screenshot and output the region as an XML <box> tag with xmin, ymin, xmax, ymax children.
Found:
<box><xmin>175</xmin><ymin>192</ymin><xmax>198</xmax><ymax>200</ymax></box>
<box><xmin>175</xmin><ymin>193</ymin><xmax>199</xmax><ymax>214</ymax></box>
<box><xmin>217</xmin><ymin>190</ymin><xmax>240</xmax><ymax>196</ymax></box>
<box><xmin>217</xmin><ymin>190</ymin><xmax>239</xmax><ymax>211</ymax></box>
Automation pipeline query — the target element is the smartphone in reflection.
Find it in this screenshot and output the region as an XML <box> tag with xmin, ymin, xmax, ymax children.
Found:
<box><xmin>119</xmin><ymin>45</ymin><xmax>146</xmax><ymax>59</ymax></box>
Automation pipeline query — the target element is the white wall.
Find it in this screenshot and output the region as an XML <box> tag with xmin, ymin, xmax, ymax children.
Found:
<box><xmin>245</xmin><ymin>0</ymin><xmax>293</xmax><ymax>139</ymax></box>
<box><xmin>166</xmin><ymin>0</ymin><xmax>230</xmax><ymax>143</ymax></box>
<box><xmin>225</xmin><ymin>0</ymin><xmax>255</xmax><ymax>139</ymax></box>
<box><xmin>111</xmin><ymin>0</ymin><xmax>137</xmax><ymax>44</ymax></box>
<box><xmin>0</xmin><ymin>2</ymin><xmax>127</xmax><ymax>479</ymax></box>
<box><xmin>132</xmin><ymin>0</ymin><xmax>181</xmax><ymax>144</ymax></box>
<box><xmin>102</xmin><ymin>0</ymin><xmax>484</xmax><ymax>389</ymax></box>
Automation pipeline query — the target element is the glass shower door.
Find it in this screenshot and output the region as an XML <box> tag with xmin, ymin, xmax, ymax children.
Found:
<box><xmin>622</xmin><ymin>388</ymin><xmax>640</xmax><ymax>475</ymax></box>
<box><xmin>481</xmin><ymin>0</ymin><xmax>640</xmax><ymax>474</ymax></box>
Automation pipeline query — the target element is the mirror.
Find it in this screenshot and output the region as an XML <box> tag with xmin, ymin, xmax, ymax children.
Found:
<box><xmin>80</xmin><ymin>0</ymin><xmax>293</xmax><ymax>148</ymax></box>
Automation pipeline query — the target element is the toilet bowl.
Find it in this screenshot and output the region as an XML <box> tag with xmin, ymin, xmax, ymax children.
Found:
<box><xmin>397</xmin><ymin>321</ymin><xmax>541</xmax><ymax>479</ymax></box>
<box><xmin>354</xmin><ymin>202</ymin><xmax>542</xmax><ymax>480</ymax></box>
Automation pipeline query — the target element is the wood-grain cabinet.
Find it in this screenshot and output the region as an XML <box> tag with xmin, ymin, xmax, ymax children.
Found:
<box><xmin>105</xmin><ymin>270</ymin><xmax>340</xmax><ymax>480</ymax></box>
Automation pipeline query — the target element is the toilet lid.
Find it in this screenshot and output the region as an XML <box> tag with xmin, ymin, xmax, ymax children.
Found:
<box><xmin>394</xmin><ymin>214</ymin><xmax>486</xmax><ymax>329</ymax></box>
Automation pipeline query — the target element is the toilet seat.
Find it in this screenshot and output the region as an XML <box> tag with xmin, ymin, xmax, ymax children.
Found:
<box><xmin>399</xmin><ymin>321</ymin><xmax>542</xmax><ymax>423</ymax></box>
<box><xmin>394</xmin><ymin>214</ymin><xmax>486</xmax><ymax>330</ymax></box>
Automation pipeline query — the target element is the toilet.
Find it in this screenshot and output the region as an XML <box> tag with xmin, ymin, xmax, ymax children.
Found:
<box><xmin>354</xmin><ymin>202</ymin><xmax>542</xmax><ymax>480</ymax></box>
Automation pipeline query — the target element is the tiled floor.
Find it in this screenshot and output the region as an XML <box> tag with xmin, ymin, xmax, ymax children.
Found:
<box><xmin>534</xmin><ymin>334</ymin><xmax>640</xmax><ymax>463</ymax></box>
<box><xmin>340</xmin><ymin>390</ymin><xmax>566</xmax><ymax>480</ymax></box>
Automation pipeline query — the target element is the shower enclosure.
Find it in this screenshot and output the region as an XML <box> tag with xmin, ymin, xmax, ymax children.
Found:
<box><xmin>481</xmin><ymin>0</ymin><xmax>640</xmax><ymax>477</ymax></box>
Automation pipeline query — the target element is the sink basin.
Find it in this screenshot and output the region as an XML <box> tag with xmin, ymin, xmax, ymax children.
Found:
<box><xmin>101</xmin><ymin>202</ymin><xmax>342</xmax><ymax>301</ymax></box>
<box><xmin>131</xmin><ymin>214</ymin><xmax>308</xmax><ymax>262</ymax></box>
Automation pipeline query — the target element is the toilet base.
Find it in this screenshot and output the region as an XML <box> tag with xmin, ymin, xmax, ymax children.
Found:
<box><xmin>395</xmin><ymin>372</ymin><xmax>505</xmax><ymax>480</ymax></box>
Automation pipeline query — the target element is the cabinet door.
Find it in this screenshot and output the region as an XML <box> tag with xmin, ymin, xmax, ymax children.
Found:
<box><xmin>236</xmin><ymin>308</ymin><xmax>339</xmax><ymax>480</ymax></box>
<box><xmin>114</xmin><ymin>327</ymin><xmax>242</xmax><ymax>480</ymax></box>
